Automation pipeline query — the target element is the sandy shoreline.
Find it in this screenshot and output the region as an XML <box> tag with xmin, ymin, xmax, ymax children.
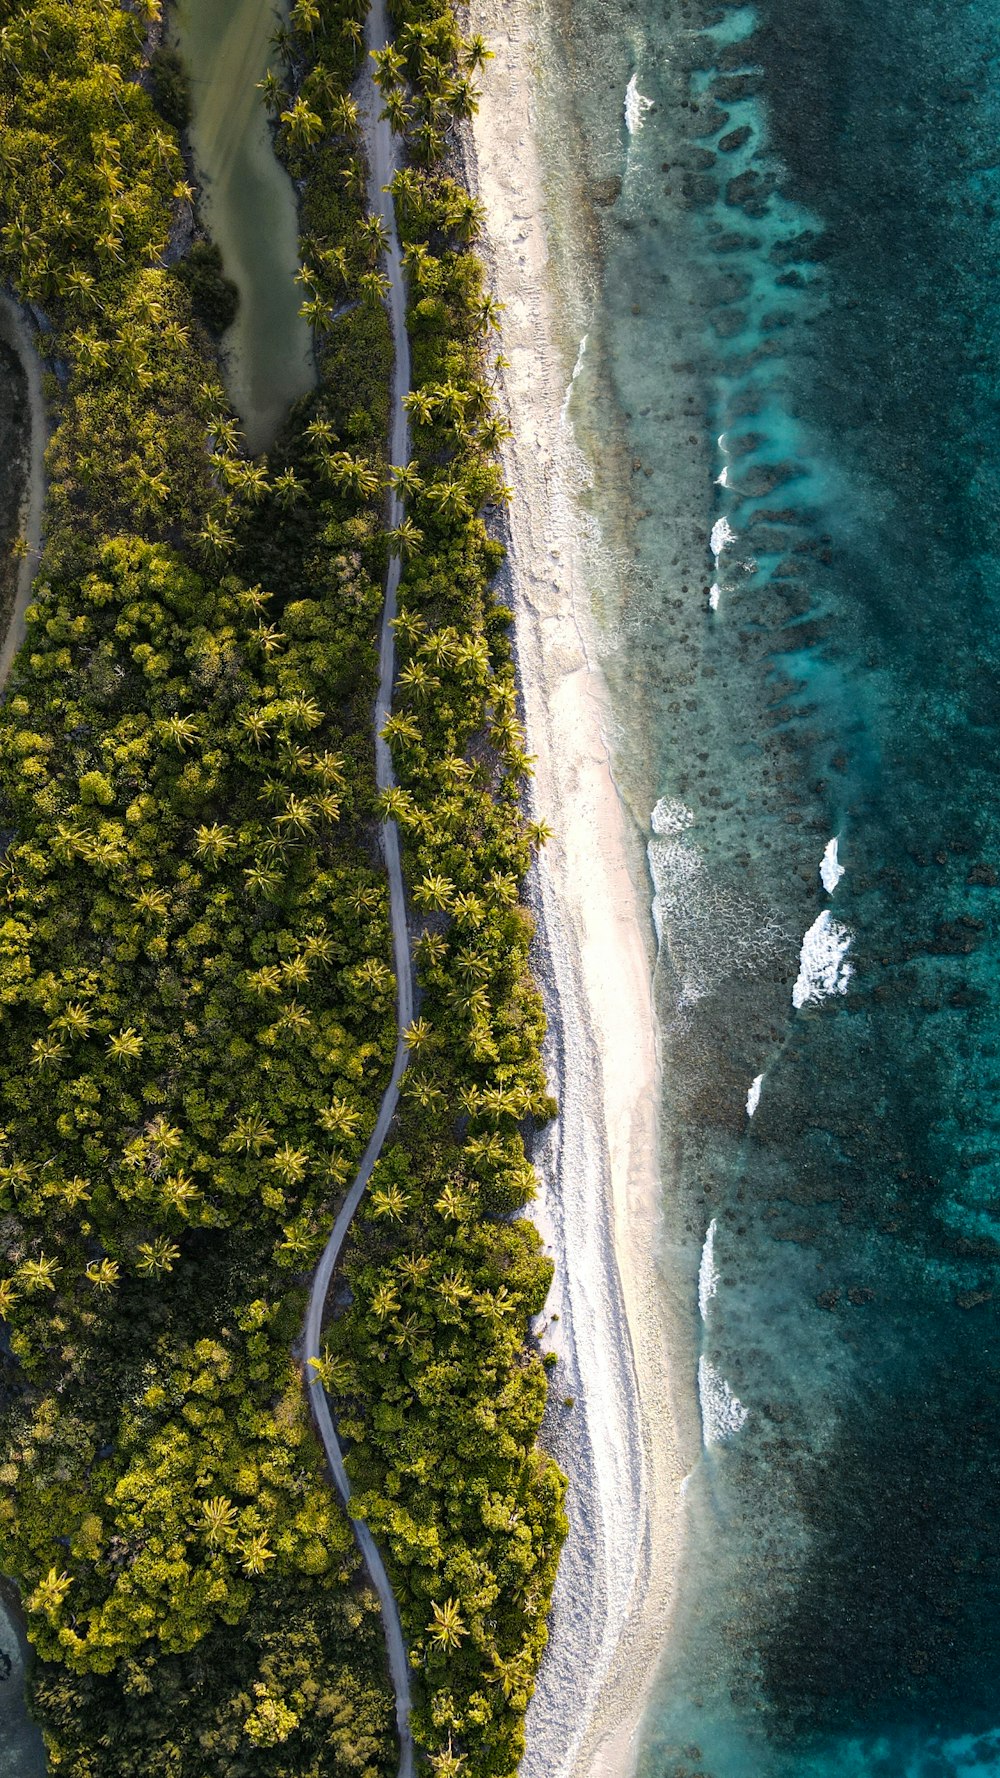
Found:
<box><xmin>464</xmin><ymin>7</ymin><xmax>685</xmax><ymax>1774</ymax></box>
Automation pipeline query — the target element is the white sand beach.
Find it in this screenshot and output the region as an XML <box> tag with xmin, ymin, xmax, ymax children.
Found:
<box><xmin>464</xmin><ymin>7</ymin><xmax>686</xmax><ymax>1774</ymax></box>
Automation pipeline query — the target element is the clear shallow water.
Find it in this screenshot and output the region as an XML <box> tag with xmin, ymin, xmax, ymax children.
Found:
<box><xmin>172</xmin><ymin>0</ymin><xmax>315</xmax><ymax>452</ymax></box>
<box><xmin>540</xmin><ymin>0</ymin><xmax>1000</xmax><ymax>1771</ymax></box>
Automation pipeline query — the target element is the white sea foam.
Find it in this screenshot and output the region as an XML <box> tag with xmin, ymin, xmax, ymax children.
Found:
<box><xmin>708</xmin><ymin>583</ymin><xmax>721</xmax><ymax>611</ymax></box>
<box><xmin>792</xmin><ymin>910</ymin><xmax>853</xmax><ymax>1010</ymax></box>
<box><xmin>651</xmin><ymin>797</ymin><xmax>695</xmax><ymax>836</ymax></box>
<box><xmin>648</xmin><ymin>831</ymin><xmax>787</xmax><ymax>1004</ymax></box>
<box><xmin>698</xmin><ymin>1355</ymin><xmax>748</xmax><ymax>1447</ymax></box>
<box><xmin>560</xmin><ymin>333</ymin><xmax>589</xmax><ymax>427</ymax></box>
<box><xmin>820</xmin><ymin>835</ymin><xmax>845</xmax><ymax>894</ymax></box>
<box><xmin>711</xmin><ymin>515</ymin><xmax>737</xmax><ymax>559</ymax></box>
<box><xmin>715</xmin><ymin>465</ymin><xmax>729</xmax><ymax>488</ymax></box>
<box><xmin>624</xmin><ymin>73</ymin><xmax>654</xmax><ymax>135</ymax></box>
<box><xmin>698</xmin><ymin>1218</ymin><xmax>718</xmax><ymax>1322</ymax></box>
<box><xmin>717</xmin><ymin>432</ymin><xmax>728</xmax><ymax>451</ymax></box>
<box><xmin>746</xmin><ymin>1073</ymin><xmax>763</xmax><ymax>1118</ymax></box>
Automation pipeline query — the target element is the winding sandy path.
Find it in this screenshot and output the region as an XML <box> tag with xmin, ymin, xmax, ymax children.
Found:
<box><xmin>0</xmin><ymin>295</ymin><xmax>46</xmax><ymax>690</ymax></box>
<box><xmin>302</xmin><ymin>7</ymin><xmax>415</xmax><ymax>1774</ymax></box>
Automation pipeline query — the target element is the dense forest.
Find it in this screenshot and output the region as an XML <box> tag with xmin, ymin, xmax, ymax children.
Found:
<box><xmin>0</xmin><ymin>0</ymin><xmax>565</xmax><ymax>1774</ymax></box>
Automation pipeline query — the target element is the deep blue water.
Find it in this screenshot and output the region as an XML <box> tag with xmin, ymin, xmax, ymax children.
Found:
<box><xmin>543</xmin><ymin>0</ymin><xmax>1000</xmax><ymax>1772</ymax></box>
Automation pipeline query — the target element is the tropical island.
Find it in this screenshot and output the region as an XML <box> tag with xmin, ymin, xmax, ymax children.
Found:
<box><xmin>0</xmin><ymin>2</ymin><xmax>583</xmax><ymax>1773</ymax></box>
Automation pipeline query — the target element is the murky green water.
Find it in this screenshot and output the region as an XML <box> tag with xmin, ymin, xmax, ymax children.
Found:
<box><xmin>171</xmin><ymin>0</ymin><xmax>315</xmax><ymax>453</ymax></box>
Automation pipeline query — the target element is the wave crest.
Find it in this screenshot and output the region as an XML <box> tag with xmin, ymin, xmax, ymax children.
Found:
<box><xmin>698</xmin><ymin>1355</ymin><xmax>748</xmax><ymax>1446</ymax></box>
<box><xmin>792</xmin><ymin>910</ymin><xmax>853</xmax><ymax>1009</ymax></box>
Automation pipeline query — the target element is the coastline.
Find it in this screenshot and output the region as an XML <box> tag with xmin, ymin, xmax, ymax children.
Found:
<box><xmin>464</xmin><ymin>6</ymin><xmax>684</xmax><ymax>1774</ymax></box>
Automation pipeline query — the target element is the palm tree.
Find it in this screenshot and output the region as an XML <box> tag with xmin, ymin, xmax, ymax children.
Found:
<box><xmin>397</xmin><ymin>660</ymin><xmax>437</xmax><ymax>697</ymax></box>
<box><xmin>478</xmin><ymin>415</ymin><xmax>513</xmax><ymax>453</ymax></box>
<box><xmin>425</xmin><ymin>478</ymin><xmax>472</xmax><ymax>521</ymax></box>
<box><xmin>258</xmin><ymin>69</ymin><xmax>285</xmax><ymax>114</ymax></box>
<box><xmin>317</xmin><ymin>1097</ymin><xmax>361</xmax><ymax>1139</ymax></box>
<box><xmin>271</xmin><ymin>1143</ymin><xmax>309</xmax><ymax>1186</ymax></box>
<box><xmin>371</xmin><ymin>1280</ymin><xmax>401</xmax><ymax>1321</ymax></box>
<box><xmin>390</xmin><ymin>459</ymin><xmax>423</xmax><ymax>499</ymax></box>
<box><xmin>108</xmin><ymin>1027</ymin><xmax>143</xmax><ymax>1063</ymax></box>
<box><xmin>273</xmin><ymin>468</ymin><xmax>301</xmax><ymax>508</ymax></box>
<box><xmin>238</xmin><ymin>1535</ymin><xmax>275</xmax><ymax>1576</ymax></box>
<box><xmin>427</xmin><ymin>1599</ymin><xmax>467</xmax><ymax>1652</ymax></box>
<box><xmin>399</xmin><ymin>1252</ymin><xmax>432</xmax><ymax>1287</ymax></box>
<box><xmin>383</xmin><ymin>89</ymin><xmax>409</xmax><ymax>134</ymax></box>
<box><xmin>358</xmin><ymin>213</ymin><xmax>390</xmax><ymax>258</ymax></box>
<box><xmin>194</xmin><ymin>823</ymin><xmax>236</xmax><ymax>866</ymax></box>
<box><xmin>30</xmin><ymin>1569</ymin><xmax>73</xmax><ymax>1618</ymax></box>
<box><xmin>161</xmin><ymin>1173</ymin><xmax>200</xmax><ymax>1217</ymax></box>
<box><xmin>55</xmin><ymin>1002</ymin><xmax>93</xmax><ymax>1040</ymax></box>
<box><xmin>31</xmin><ymin>1034</ymin><xmax>66</xmax><ymax>1071</ymax></box>
<box><xmin>331</xmin><ymin>94</ymin><xmax>359</xmax><ymax>137</ymax></box>
<box><xmin>136</xmin><ymin>1237</ymin><xmax>180</xmax><ymax>1278</ymax></box>
<box><xmin>464</xmin><ymin>34</ymin><xmax>494</xmax><ymax>71</ymax></box>
<box><xmin>61</xmin><ymin>1177</ymin><xmax>91</xmax><ymax>1210</ymax></box>
<box><xmin>414</xmin><ymin>874</ymin><xmax>454</xmax><ymax>912</ymax></box>
<box><xmin>357</xmin><ymin>268</ymin><xmax>389</xmax><ymax>306</ymax></box>
<box><xmin>196</xmin><ymin>515</ymin><xmax>235</xmax><ymax>561</ymax></box>
<box><xmin>388</xmin><ymin>517</ymin><xmax>424</xmax><ymax>558</ymax></box>
<box><xmin>371</xmin><ymin>1184</ymin><xmax>407</xmax><ymax>1221</ymax></box>
<box><xmin>341</xmin><ymin>157</ymin><xmax>366</xmax><ymax>198</ymax></box>
<box><xmin>291</xmin><ymin>0</ymin><xmax>319</xmax><ymax>33</ymax></box>
<box><xmin>228</xmin><ymin>1110</ymin><xmax>276</xmax><ymax>1153</ymax></box>
<box><xmin>305</xmin><ymin>414</ymin><xmax>336</xmax><ymax>447</ymax></box>
<box><xmin>452</xmin><ymin>892</ymin><xmax>486</xmax><ymax>927</ymax></box>
<box><xmin>17</xmin><ymin>1255</ymin><xmax>61</xmax><ymax>1294</ymax></box>
<box><xmin>280</xmin><ymin>97</ymin><xmax>324</xmax><ymax>149</ymax></box>
<box><xmin>201</xmin><ymin>1497</ymin><xmax>238</xmax><ymax>1546</ymax></box>
<box><xmin>245</xmin><ymin>864</ymin><xmax>282</xmax><ymax>898</ymax></box>
<box><xmin>403</xmin><ymin>388</ymin><xmax>435</xmax><ymax>429</ymax></box>
<box><xmin>322</xmin><ymin>451</ymin><xmax>381</xmax><ymax>498</ymax></box>
<box><xmin>85</xmin><ymin>1259</ymin><xmax>120</xmax><ymax>1292</ymax></box>
<box><xmin>299</xmin><ymin>295</ymin><xmax>334</xmax><ymax>333</ymax></box>
<box><xmin>444</xmin><ymin>76</ymin><xmax>480</xmax><ymax>121</ymax></box>
<box><xmin>371</xmin><ymin>43</ymin><xmax>406</xmax><ymax>88</ymax></box>
<box><xmin>435</xmin><ymin>1183</ymin><xmax>466</xmax><ymax>1221</ymax></box>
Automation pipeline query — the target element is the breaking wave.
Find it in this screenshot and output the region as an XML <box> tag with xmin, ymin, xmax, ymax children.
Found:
<box><xmin>698</xmin><ymin>1219</ymin><xmax>719</xmax><ymax>1322</ymax></box>
<box><xmin>792</xmin><ymin>910</ymin><xmax>853</xmax><ymax>1010</ymax></box>
<box><xmin>624</xmin><ymin>72</ymin><xmax>655</xmax><ymax>134</ymax></box>
<box><xmin>711</xmin><ymin>515</ymin><xmax>738</xmax><ymax>559</ymax></box>
<box><xmin>820</xmin><ymin>836</ymin><xmax>845</xmax><ymax>894</ymax></box>
<box><xmin>648</xmin><ymin>816</ymin><xmax>787</xmax><ymax>1004</ymax></box>
<box><xmin>698</xmin><ymin>1355</ymin><xmax>749</xmax><ymax>1447</ymax></box>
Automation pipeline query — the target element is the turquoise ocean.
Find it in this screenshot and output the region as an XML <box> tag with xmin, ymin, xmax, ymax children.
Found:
<box><xmin>537</xmin><ymin>0</ymin><xmax>1000</xmax><ymax>1774</ymax></box>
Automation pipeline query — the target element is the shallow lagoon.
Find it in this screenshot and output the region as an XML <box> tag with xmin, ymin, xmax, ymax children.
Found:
<box><xmin>171</xmin><ymin>0</ymin><xmax>315</xmax><ymax>452</ymax></box>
